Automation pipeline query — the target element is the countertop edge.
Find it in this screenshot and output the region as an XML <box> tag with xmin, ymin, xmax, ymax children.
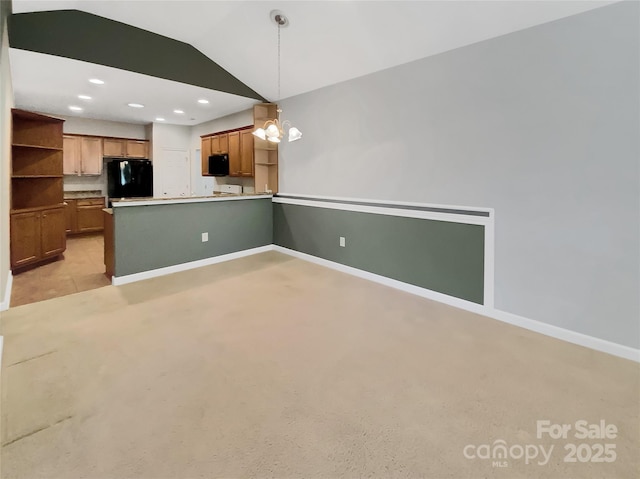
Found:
<box><xmin>111</xmin><ymin>194</ymin><xmax>273</xmax><ymax>208</ymax></box>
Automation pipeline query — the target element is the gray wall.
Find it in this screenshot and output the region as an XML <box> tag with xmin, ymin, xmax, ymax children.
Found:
<box><xmin>274</xmin><ymin>203</ymin><xmax>485</xmax><ymax>304</ymax></box>
<box><xmin>278</xmin><ymin>3</ymin><xmax>639</xmax><ymax>348</ymax></box>
<box><xmin>114</xmin><ymin>198</ymin><xmax>272</xmax><ymax>277</ymax></box>
<box><xmin>0</xmin><ymin>0</ymin><xmax>13</xmax><ymax>307</ymax></box>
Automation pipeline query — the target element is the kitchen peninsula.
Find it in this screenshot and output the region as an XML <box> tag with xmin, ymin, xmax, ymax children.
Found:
<box><xmin>104</xmin><ymin>194</ymin><xmax>273</xmax><ymax>282</ymax></box>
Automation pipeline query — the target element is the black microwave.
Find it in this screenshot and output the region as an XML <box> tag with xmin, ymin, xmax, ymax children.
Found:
<box><xmin>208</xmin><ymin>154</ymin><xmax>229</xmax><ymax>176</ymax></box>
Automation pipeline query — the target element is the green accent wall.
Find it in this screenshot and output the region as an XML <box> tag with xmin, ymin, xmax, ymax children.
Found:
<box><xmin>114</xmin><ymin>198</ymin><xmax>273</xmax><ymax>277</ymax></box>
<box><xmin>8</xmin><ymin>9</ymin><xmax>266</xmax><ymax>101</ymax></box>
<box><xmin>274</xmin><ymin>203</ymin><xmax>485</xmax><ymax>304</ymax></box>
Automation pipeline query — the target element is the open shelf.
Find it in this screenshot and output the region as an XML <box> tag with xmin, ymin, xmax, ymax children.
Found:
<box><xmin>12</xmin><ymin>175</ymin><xmax>64</xmax><ymax>178</ymax></box>
<box><xmin>11</xmin><ymin>177</ymin><xmax>64</xmax><ymax>210</ymax></box>
<box><xmin>11</xmin><ymin>203</ymin><xmax>66</xmax><ymax>215</ymax></box>
<box><xmin>12</xmin><ymin>143</ymin><xmax>63</xmax><ymax>151</ymax></box>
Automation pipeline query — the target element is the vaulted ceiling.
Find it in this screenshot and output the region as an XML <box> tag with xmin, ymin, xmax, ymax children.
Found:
<box><xmin>9</xmin><ymin>0</ymin><xmax>614</xmax><ymax>126</ymax></box>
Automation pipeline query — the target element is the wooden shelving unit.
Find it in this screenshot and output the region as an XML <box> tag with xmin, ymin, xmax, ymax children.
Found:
<box><xmin>253</xmin><ymin>103</ymin><xmax>279</xmax><ymax>193</ymax></box>
<box><xmin>10</xmin><ymin>109</ymin><xmax>66</xmax><ymax>270</ymax></box>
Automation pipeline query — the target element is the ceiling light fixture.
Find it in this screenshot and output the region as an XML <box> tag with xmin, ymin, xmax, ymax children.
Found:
<box><xmin>253</xmin><ymin>10</ymin><xmax>302</xmax><ymax>143</ymax></box>
<box><xmin>128</xmin><ymin>103</ymin><xmax>144</xmax><ymax>108</ymax></box>
<box><xmin>78</xmin><ymin>94</ymin><xmax>92</xmax><ymax>100</ymax></box>
<box><xmin>198</xmin><ymin>99</ymin><xmax>209</xmax><ymax>104</ymax></box>
<box><xmin>156</xmin><ymin>117</ymin><xmax>165</xmax><ymax>122</ymax></box>
<box><xmin>173</xmin><ymin>109</ymin><xmax>184</xmax><ymax>114</ymax></box>
<box><xmin>68</xmin><ymin>106</ymin><xmax>83</xmax><ymax>111</ymax></box>
<box><xmin>89</xmin><ymin>78</ymin><xmax>104</xmax><ymax>84</ymax></box>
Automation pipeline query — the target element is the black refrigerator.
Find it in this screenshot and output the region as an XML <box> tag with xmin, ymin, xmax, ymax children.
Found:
<box><xmin>107</xmin><ymin>159</ymin><xmax>153</xmax><ymax>204</ymax></box>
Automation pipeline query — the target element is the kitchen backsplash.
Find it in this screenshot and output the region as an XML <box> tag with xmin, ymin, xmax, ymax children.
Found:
<box><xmin>63</xmin><ymin>171</ymin><xmax>107</xmax><ymax>195</ymax></box>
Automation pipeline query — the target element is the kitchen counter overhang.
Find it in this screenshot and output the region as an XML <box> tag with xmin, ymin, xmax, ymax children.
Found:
<box><xmin>111</xmin><ymin>193</ymin><xmax>272</xmax><ymax>208</ymax></box>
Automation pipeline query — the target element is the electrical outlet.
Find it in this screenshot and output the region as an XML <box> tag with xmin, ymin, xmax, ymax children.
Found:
<box><xmin>339</xmin><ymin>236</ymin><xmax>346</xmax><ymax>247</ymax></box>
<box><xmin>202</xmin><ymin>232</ymin><xmax>209</xmax><ymax>242</ymax></box>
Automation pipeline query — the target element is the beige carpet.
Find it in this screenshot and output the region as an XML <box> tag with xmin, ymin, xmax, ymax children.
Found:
<box><xmin>0</xmin><ymin>251</ymin><xmax>638</xmax><ymax>478</ymax></box>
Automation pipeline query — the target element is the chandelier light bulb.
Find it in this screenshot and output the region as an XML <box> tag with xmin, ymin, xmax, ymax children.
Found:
<box><xmin>265</xmin><ymin>124</ymin><xmax>280</xmax><ymax>137</ymax></box>
<box><xmin>288</xmin><ymin>127</ymin><xmax>302</xmax><ymax>142</ymax></box>
<box><xmin>253</xmin><ymin>128</ymin><xmax>267</xmax><ymax>140</ymax></box>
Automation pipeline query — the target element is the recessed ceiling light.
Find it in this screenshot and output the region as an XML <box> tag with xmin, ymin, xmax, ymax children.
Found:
<box><xmin>173</xmin><ymin>109</ymin><xmax>184</xmax><ymax>114</ymax></box>
<box><xmin>197</xmin><ymin>99</ymin><xmax>209</xmax><ymax>104</ymax></box>
<box><xmin>78</xmin><ymin>95</ymin><xmax>92</xmax><ymax>100</ymax></box>
<box><xmin>128</xmin><ymin>103</ymin><xmax>144</xmax><ymax>108</ymax></box>
<box><xmin>89</xmin><ymin>78</ymin><xmax>104</xmax><ymax>85</ymax></box>
<box><xmin>69</xmin><ymin>106</ymin><xmax>83</xmax><ymax>111</ymax></box>
<box><xmin>155</xmin><ymin>117</ymin><xmax>165</xmax><ymax>122</ymax></box>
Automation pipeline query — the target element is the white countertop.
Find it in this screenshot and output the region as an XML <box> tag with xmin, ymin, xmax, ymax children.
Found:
<box><xmin>111</xmin><ymin>193</ymin><xmax>273</xmax><ymax>208</ymax></box>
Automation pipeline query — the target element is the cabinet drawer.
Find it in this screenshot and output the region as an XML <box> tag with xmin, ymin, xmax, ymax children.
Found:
<box><xmin>77</xmin><ymin>198</ymin><xmax>105</xmax><ymax>207</ymax></box>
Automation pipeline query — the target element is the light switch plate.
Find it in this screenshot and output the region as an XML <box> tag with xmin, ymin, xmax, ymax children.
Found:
<box><xmin>202</xmin><ymin>232</ymin><xmax>209</xmax><ymax>242</ymax></box>
<box><xmin>339</xmin><ymin>236</ymin><xmax>346</xmax><ymax>247</ymax></box>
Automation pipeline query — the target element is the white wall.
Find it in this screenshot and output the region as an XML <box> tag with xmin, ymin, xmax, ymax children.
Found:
<box><xmin>0</xmin><ymin>6</ymin><xmax>14</xmax><ymax>308</ymax></box>
<box><xmin>278</xmin><ymin>3</ymin><xmax>639</xmax><ymax>349</ymax></box>
<box><xmin>62</xmin><ymin>116</ymin><xmax>147</xmax><ymax>139</ymax></box>
<box><xmin>190</xmin><ymin>109</ymin><xmax>253</xmax><ymax>196</ymax></box>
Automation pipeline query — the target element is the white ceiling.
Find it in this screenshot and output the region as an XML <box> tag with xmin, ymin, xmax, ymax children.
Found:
<box><xmin>10</xmin><ymin>0</ymin><xmax>614</xmax><ymax>126</ymax></box>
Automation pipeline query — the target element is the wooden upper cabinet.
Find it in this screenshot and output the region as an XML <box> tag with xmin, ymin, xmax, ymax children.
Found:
<box><xmin>229</xmin><ymin>130</ymin><xmax>254</xmax><ymax>177</ymax></box>
<box><xmin>103</xmin><ymin>138</ymin><xmax>126</xmax><ymax>157</ymax></box>
<box><xmin>126</xmin><ymin>140</ymin><xmax>148</xmax><ymax>158</ymax></box>
<box><xmin>210</xmin><ymin>134</ymin><xmax>229</xmax><ymax>154</ymax></box>
<box><xmin>80</xmin><ymin>137</ymin><xmax>103</xmax><ymax>174</ymax></box>
<box><xmin>227</xmin><ymin>132</ymin><xmax>240</xmax><ymax>176</ymax></box>
<box><xmin>63</xmin><ymin>136</ymin><xmax>103</xmax><ymax>175</ymax></box>
<box><xmin>201</xmin><ymin>127</ymin><xmax>253</xmax><ymax>177</ymax></box>
<box><xmin>239</xmin><ymin>130</ymin><xmax>254</xmax><ymax>177</ymax></box>
<box><xmin>201</xmin><ymin>137</ymin><xmax>212</xmax><ymax>175</ymax></box>
<box><xmin>63</xmin><ymin>135</ymin><xmax>81</xmax><ymax>175</ymax></box>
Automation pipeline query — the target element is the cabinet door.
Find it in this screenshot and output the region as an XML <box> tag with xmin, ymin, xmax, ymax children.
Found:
<box><xmin>63</xmin><ymin>136</ymin><xmax>81</xmax><ymax>175</ymax></box>
<box><xmin>210</xmin><ymin>134</ymin><xmax>229</xmax><ymax>154</ymax></box>
<box><xmin>201</xmin><ymin>137</ymin><xmax>212</xmax><ymax>175</ymax></box>
<box><xmin>227</xmin><ymin>131</ymin><xmax>241</xmax><ymax>176</ymax></box>
<box><xmin>239</xmin><ymin>130</ymin><xmax>254</xmax><ymax>177</ymax></box>
<box><xmin>40</xmin><ymin>207</ymin><xmax>66</xmax><ymax>258</ymax></box>
<box><xmin>126</xmin><ymin>140</ymin><xmax>148</xmax><ymax>158</ymax></box>
<box><xmin>218</xmin><ymin>134</ymin><xmax>228</xmax><ymax>153</ymax></box>
<box><xmin>103</xmin><ymin>138</ymin><xmax>126</xmax><ymax>157</ymax></box>
<box><xmin>76</xmin><ymin>203</ymin><xmax>104</xmax><ymax>232</ymax></box>
<box><xmin>10</xmin><ymin>212</ymin><xmax>41</xmax><ymax>268</ymax></box>
<box><xmin>65</xmin><ymin>199</ymin><xmax>77</xmax><ymax>234</ymax></box>
<box><xmin>80</xmin><ymin>137</ymin><xmax>103</xmax><ymax>175</ymax></box>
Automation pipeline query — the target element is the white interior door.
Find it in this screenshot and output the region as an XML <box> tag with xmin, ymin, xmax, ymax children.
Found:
<box><xmin>156</xmin><ymin>148</ymin><xmax>190</xmax><ymax>197</ymax></box>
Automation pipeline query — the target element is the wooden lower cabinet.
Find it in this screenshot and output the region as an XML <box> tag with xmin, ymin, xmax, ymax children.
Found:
<box><xmin>65</xmin><ymin>199</ymin><xmax>77</xmax><ymax>233</ymax></box>
<box><xmin>10</xmin><ymin>207</ymin><xmax>66</xmax><ymax>269</ymax></box>
<box><xmin>10</xmin><ymin>212</ymin><xmax>41</xmax><ymax>268</ymax></box>
<box><xmin>65</xmin><ymin>197</ymin><xmax>105</xmax><ymax>234</ymax></box>
<box><xmin>41</xmin><ymin>208</ymin><xmax>67</xmax><ymax>257</ymax></box>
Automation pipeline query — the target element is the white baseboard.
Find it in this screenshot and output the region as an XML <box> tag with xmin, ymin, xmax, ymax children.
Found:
<box><xmin>0</xmin><ymin>272</ymin><xmax>13</xmax><ymax>312</ymax></box>
<box><xmin>273</xmin><ymin>246</ymin><xmax>640</xmax><ymax>363</ymax></box>
<box><xmin>112</xmin><ymin>245</ymin><xmax>274</xmax><ymax>286</ymax></box>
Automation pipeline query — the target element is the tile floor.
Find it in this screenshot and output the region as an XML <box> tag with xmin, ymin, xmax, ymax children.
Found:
<box><xmin>10</xmin><ymin>233</ymin><xmax>111</xmax><ymax>307</ymax></box>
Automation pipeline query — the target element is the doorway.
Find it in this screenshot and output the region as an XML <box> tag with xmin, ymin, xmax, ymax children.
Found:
<box><xmin>154</xmin><ymin>148</ymin><xmax>191</xmax><ymax>197</ymax></box>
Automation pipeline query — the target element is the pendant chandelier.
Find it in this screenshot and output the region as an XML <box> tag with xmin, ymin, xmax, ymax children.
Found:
<box><xmin>253</xmin><ymin>11</ymin><xmax>302</xmax><ymax>143</ymax></box>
